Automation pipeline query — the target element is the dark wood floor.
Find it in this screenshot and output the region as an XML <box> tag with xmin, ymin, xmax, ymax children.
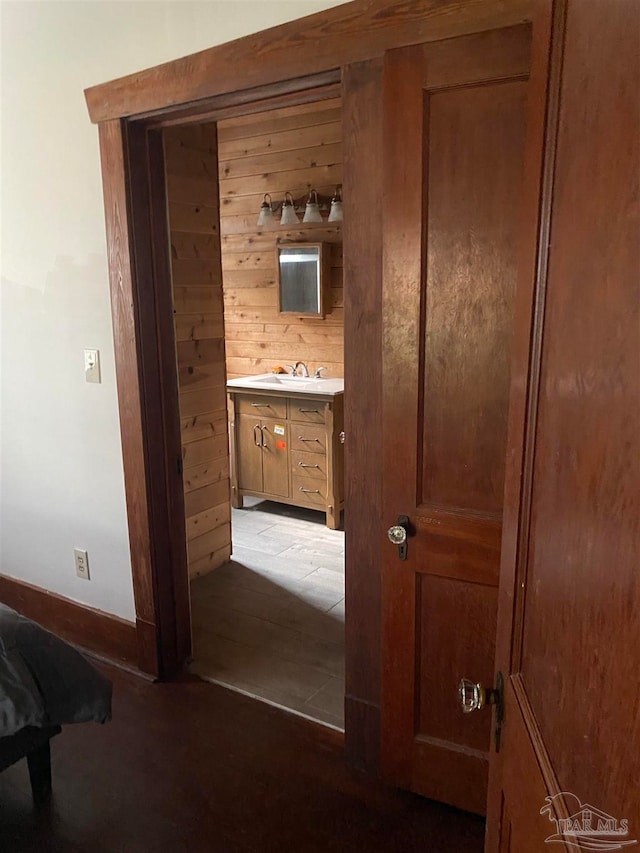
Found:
<box><xmin>0</xmin><ymin>663</ymin><xmax>485</xmax><ymax>852</ymax></box>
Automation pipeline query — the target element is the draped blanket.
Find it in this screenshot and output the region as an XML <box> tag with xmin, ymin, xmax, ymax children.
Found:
<box><xmin>0</xmin><ymin>603</ymin><xmax>112</xmax><ymax>737</ymax></box>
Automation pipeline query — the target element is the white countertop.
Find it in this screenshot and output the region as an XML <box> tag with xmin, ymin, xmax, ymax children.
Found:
<box><xmin>227</xmin><ymin>373</ymin><xmax>344</xmax><ymax>397</ymax></box>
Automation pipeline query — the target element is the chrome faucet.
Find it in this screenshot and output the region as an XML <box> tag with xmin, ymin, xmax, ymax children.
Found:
<box><xmin>294</xmin><ymin>361</ymin><xmax>310</xmax><ymax>377</ymax></box>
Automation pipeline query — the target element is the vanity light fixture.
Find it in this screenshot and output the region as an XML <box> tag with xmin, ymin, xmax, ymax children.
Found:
<box><xmin>256</xmin><ymin>186</ymin><xmax>344</xmax><ymax>227</ymax></box>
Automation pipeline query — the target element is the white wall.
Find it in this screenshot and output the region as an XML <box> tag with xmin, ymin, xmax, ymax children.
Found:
<box><xmin>0</xmin><ymin>0</ymin><xmax>345</xmax><ymax>621</ymax></box>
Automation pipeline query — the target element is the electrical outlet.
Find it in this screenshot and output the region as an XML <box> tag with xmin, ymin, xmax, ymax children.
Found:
<box><xmin>74</xmin><ymin>548</ymin><xmax>90</xmax><ymax>580</ymax></box>
<box><xmin>84</xmin><ymin>349</ymin><xmax>101</xmax><ymax>384</ymax></box>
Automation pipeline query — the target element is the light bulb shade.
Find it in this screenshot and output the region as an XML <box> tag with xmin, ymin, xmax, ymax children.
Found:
<box><xmin>328</xmin><ymin>199</ymin><xmax>343</xmax><ymax>222</ymax></box>
<box><xmin>280</xmin><ymin>201</ymin><xmax>300</xmax><ymax>226</ymax></box>
<box><xmin>303</xmin><ymin>202</ymin><xmax>323</xmax><ymax>223</ymax></box>
<box><xmin>257</xmin><ymin>194</ymin><xmax>275</xmax><ymax>227</ymax></box>
<box><xmin>257</xmin><ymin>203</ymin><xmax>275</xmax><ymax>227</ymax></box>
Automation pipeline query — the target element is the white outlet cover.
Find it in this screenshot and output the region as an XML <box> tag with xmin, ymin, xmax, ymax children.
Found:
<box><xmin>84</xmin><ymin>348</ymin><xmax>101</xmax><ymax>384</ymax></box>
<box><xmin>74</xmin><ymin>548</ymin><xmax>90</xmax><ymax>580</ymax></box>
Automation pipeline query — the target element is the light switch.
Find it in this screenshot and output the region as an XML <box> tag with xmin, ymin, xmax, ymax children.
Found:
<box><xmin>84</xmin><ymin>349</ymin><xmax>101</xmax><ymax>384</ymax></box>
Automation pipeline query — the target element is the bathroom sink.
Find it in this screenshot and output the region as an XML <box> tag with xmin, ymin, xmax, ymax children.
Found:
<box><xmin>254</xmin><ymin>375</ymin><xmax>321</xmax><ymax>387</ymax></box>
<box><xmin>227</xmin><ymin>373</ymin><xmax>344</xmax><ymax>396</ymax></box>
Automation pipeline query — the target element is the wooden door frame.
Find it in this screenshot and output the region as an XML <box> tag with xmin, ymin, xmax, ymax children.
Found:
<box><xmin>87</xmin><ymin>0</ymin><xmax>534</xmax><ymax>753</ymax></box>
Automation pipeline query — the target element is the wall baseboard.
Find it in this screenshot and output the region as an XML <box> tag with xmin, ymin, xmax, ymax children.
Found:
<box><xmin>0</xmin><ymin>574</ymin><xmax>138</xmax><ymax>668</ymax></box>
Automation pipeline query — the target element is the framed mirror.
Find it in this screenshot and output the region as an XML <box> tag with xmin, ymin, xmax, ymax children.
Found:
<box><xmin>276</xmin><ymin>243</ymin><xmax>327</xmax><ymax>318</ymax></box>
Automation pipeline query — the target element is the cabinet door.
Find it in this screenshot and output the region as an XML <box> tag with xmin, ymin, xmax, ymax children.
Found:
<box><xmin>260</xmin><ymin>418</ymin><xmax>289</xmax><ymax>498</ymax></box>
<box><xmin>237</xmin><ymin>414</ymin><xmax>263</xmax><ymax>493</ymax></box>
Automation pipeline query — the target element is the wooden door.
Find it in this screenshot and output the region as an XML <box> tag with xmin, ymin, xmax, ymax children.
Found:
<box><xmin>486</xmin><ymin>1</ymin><xmax>640</xmax><ymax>849</ymax></box>
<box><xmin>237</xmin><ymin>414</ymin><xmax>263</xmax><ymax>493</ymax></box>
<box><xmin>261</xmin><ymin>419</ymin><xmax>290</xmax><ymax>498</ymax></box>
<box><xmin>380</xmin><ymin>25</ymin><xmax>531</xmax><ymax>815</ymax></box>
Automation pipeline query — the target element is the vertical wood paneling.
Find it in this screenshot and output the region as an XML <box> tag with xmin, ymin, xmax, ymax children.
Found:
<box><xmin>164</xmin><ymin>123</ymin><xmax>231</xmax><ymax>578</ymax></box>
<box><xmin>217</xmin><ymin>100</ymin><xmax>344</xmax><ymax>380</ymax></box>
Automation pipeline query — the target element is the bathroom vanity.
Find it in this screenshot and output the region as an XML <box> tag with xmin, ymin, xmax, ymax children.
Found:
<box><xmin>227</xmin><ymin>374</ymin><xmax>344</xmax><ymax>529</ymax></box>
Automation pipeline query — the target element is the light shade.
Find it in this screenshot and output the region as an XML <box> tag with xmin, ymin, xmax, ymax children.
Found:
<box><xmin>257</xmin><ymin>193</ymin><xmax>275</xmax><ymax>227</ymax></box>
<box><xmin>328</xmin><ymin>200</ymin><xmax>343</xmax><ymax>222</ymax></box>
<box><xmin>303</xmin><ymin>189</ymin><xmax>323</xmax><ymax>223</ymax></box>
<box><xmin>280</xmin><ymin>192</ymin><xmax>300</xmax><ymax>226</ymax></box>
<box><xmin>328</xmin><ymin>187</ymin><xmax>343</xmax><ymax>222</ymax></box>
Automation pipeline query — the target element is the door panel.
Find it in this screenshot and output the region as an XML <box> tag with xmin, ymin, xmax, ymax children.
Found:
<box><xmin>237</xmin><ymin>414</ymin><xmax>263</xmax><ymax>493</ymax></box>
<box><xmin>417</xmin><ymin>576</ymin><xmax>497</xmax><ymax>750</ymax></box>
<box><xmin>261</xmin><ymin>419</ymin><xmax>289</xmax><ymax>498</ymax></box>
<box><xmin>487</xmin><ymin>0</ymin><xmax>639</xmax><ymax>849</ymax></box>
<box><xmin>422</xmin><ymin>82</ymin><xmax>526</xmax><ymax>514</ymax></box>
<box><xmin>381</xmin><ymin>26</ymin><xmax>530</xmax><ymax>815</ymax></box>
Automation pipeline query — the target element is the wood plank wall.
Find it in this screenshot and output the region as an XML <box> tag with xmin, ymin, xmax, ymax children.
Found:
<box><xmin>217</xmin><ymin>99</ymin><xmax>344</xmax><ymax>379</ymax></box>
<box><xmin>164</xmin><ymin>124</ymin><xmax>232</xmax><ymax>579</ymax></box>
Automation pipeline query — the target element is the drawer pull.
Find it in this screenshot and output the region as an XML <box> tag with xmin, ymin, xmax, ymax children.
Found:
<box><xmin>298</xmin><ymin>462</ymin><xmax>320</xmax><ymax>469</ymax></box>
<box><xmin>298</xmin><ymin>408</ymin><xmax>320</xmax><ymax>414</ymax></box>
<box><xmin>298</xmin><ymin>436</ymin><xmax>321</xmax><ymax>443</ymax></box>
<box><xmin>251</xmin><ymin>403</ymin><xmax>272</xmax><ymax>408</ymax></box>
<box><xmin>299</xmin><ymin>487</ymin><xmax>320</xmax><ymax>494</ymax></box>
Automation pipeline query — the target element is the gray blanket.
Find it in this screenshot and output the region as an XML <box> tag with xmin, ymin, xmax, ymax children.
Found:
<box><xmin>0</xmin><ymin>603</ymin><xmax>112</xmax><ymax>737</ymax></box>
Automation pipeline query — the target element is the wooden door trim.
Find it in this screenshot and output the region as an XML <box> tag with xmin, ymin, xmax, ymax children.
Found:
<box><xmin>99</xmin><ymin>119</ymin><xmax>191</xmax><ymax>676</ymax></box>
<box><xmin>144</xmin><ymin>73</ymin><xmax>342</xmax><ymax>129</ymax></box>
<box><xmin>485</xmin><ymin>0</ymin><xmax>564</xmax><ymax>847</ymax></box>
<box><xmin>84</xmin><ymin>0</ymin><xmax>531</xmax><ymax>123</ymax></box>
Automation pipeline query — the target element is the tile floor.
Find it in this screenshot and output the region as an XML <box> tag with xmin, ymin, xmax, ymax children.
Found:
<box><xmin>190</xmin><ymin>497</ymin><xmax>345</xmax><ymax>729</ymax></box>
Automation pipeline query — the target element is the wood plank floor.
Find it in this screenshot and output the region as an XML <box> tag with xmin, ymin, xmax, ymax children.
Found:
<box><xmin>190</xmin><ymin>497</ymin><xmax>345</xmax><ymax>728</ymax></box>
<box><xmin>0</xmin><ymin>663</ymin><xmax>486</xmax><ymax>852</ymax></box>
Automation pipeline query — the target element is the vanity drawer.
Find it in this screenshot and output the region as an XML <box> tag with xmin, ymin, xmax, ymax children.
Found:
<box><xmin>291</xmin><ymin>450</ymin><xmax>327</xmax><ymax>481</ymax></box>
<box><xmin>290</xmin><ymin>424</ymin><xmax>326</xmax><ymax>455</ymax></box>
<box><xmin>292</xmin><ymin>475</ymin><xmax>327</xmax><ymax>509</ymax></box>
<box><xmin>235</xmin><ymin>394</ymin><xmax>287</xmax><ymax>419</ymax></box>
<box><xmin>288</xmin><ymin>398</ymin><xmax>326</xmax><ymax>425</ymax></box>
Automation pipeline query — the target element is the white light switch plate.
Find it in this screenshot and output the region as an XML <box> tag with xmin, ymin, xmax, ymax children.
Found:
<box><xmin>84</xmin><ymin>348</ymin><xmax>101</xmax><ymax>383</ymax></box>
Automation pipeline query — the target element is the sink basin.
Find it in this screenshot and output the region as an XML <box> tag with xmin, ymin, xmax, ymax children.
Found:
<box><xmin>254</xmin><ymin>375</ymin><xmax>321</xmax><ymax>388</ymax></box>
<box><xmin>227</xmin><ymin>373</ymin><xmax>344</xmax><ymax>397</ymax></box>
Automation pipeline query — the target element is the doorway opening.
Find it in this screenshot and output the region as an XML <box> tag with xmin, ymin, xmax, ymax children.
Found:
<box><xmin>163</xmin><ymin>96</ymin><xmax>346</xmax><ymax>729</ymax></box>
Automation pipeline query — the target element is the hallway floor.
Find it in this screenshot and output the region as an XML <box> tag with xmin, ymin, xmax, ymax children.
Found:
<box><xmin>190</xmin><ymin>498</ymin><xmax>345</xmax><ymax>728</ymax></box>
<box><xmin>0</xmin><ymin>663</ymin><xmax>485</xmax><ymax>852</ymax></box>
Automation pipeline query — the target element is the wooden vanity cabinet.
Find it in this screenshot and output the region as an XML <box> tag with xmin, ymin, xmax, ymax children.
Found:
<box><xmin>228</xmin><ymin>389</ymin><xmax>344</xmax><ymax>529</ymax></box>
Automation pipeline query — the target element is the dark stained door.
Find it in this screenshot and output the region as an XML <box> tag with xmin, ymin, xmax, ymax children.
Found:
<box><xmin>380</xmin><ymin>26</ymin><xmax>530</xmax><ymax>814</ymax></box>
<box><xmin>486</xmin><ymin>0</ymin><xmax>640</xmax><ymax>849</ymax></box>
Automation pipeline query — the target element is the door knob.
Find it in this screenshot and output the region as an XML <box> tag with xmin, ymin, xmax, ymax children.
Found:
<box><xmin>459</xmin><ymin>679</ymin><xmax>498</xmax><ymax>713</ymax></box>
<box><xmin>459</xmin><ymin>673</ymin><xmax>505</xmax><ymax>750</ymax></box>
<box><xmin>387</xmin><ymin>515</ymin><xmax>410</xmax><ymax>560</ymax></box>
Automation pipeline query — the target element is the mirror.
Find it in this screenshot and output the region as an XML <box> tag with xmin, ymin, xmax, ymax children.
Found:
<box><xmin>276</xmin><ymin>243</ymin><xmax>327</xmax><ymax>317</ymax></box>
